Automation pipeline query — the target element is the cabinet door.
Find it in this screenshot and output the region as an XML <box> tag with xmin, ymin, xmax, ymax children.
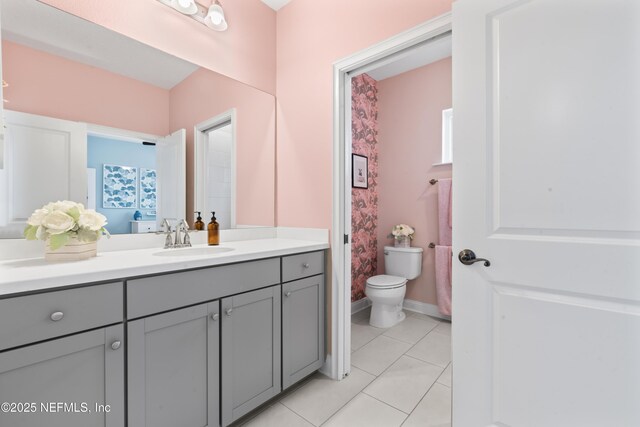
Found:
<box><xmin>282</xmin><ymin>274</ymin><xmax>325</xmax><ymax>390</ymax></box>
<box><xmin>0</xmin><ymin>325</ymin><xmax>124</xmax><ymax>427</ymax></box>
<box><xmin>128</xmin><ymin>302</ymin><xmax>220</xmax><ymax>427</ymax></box>
<box><xmin>221</xmin><ymin>286</ymin><xmax>281</xmax><ymax>426</ymax></box>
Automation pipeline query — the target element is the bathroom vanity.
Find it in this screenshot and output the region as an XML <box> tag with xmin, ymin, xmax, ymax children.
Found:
<box><xmin>0</xmin><ymin>238</ymin><xmax>327</xmax><ymax>427</ymax></box>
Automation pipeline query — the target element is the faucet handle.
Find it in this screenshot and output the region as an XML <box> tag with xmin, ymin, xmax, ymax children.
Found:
<box><xmin>180</xmin><ymin>220</ymin><xmax>192</xmax><ymax>247</ymax></box>
<box><xmin>156</xmin><ymin>219</ymin><xmax>172</xmax><ymax>235</ymax></box>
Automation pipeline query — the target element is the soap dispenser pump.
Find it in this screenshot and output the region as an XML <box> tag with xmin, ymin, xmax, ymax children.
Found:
<box><xmin>194</xmin><ymin>211</ymin><xmax>205</xmax><ymax>231</ymax></box>
<box><xmin>208</xmin><ymin>212</ymin><xmax>219</xmax><ymax>246</ymax></box>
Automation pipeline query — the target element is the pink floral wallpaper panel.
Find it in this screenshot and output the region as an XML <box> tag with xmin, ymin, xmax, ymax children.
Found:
<box><xmin>351</xmin><ymin>74</ymin><xmax>379</xmax><ymax>302</ymax></box>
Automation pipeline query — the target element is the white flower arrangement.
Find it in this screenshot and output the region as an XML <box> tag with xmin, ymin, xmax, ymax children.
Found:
<box><xmin>24</xmin><ymin>200</ymin><xmax>110</xmax><ymax>250</ymax></box>
<box><xmin>389</xmin><ymin>224</ymin><xmax>415</xmax><ymax>240</ymax></box>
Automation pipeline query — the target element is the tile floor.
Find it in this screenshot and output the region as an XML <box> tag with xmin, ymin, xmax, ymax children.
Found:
<box><xmin>237</xmin><ymin>308</ymin><xmax>452</xmax><ymax>427</ymax></box>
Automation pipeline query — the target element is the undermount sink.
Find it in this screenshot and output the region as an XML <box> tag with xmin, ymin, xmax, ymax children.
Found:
<box><xmin>153</xmin><ymin>247</ymin><xmax>235</xmax><ymax>257</ymax></box>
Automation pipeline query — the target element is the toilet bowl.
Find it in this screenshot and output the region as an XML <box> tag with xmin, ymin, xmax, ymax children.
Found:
<box><xmin>365</xmin><ymin>246</ymin><xmax>423</xmax><ymax>329</ymax></box>
<box><xmin>365</xmin><ymin>275</ymin><xmax>407</xmax><ymax>328</ymax></box>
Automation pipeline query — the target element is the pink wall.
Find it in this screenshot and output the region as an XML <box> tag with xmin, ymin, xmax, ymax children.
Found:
<box><xmin>2</xmin><ymin>40</ymin><xmax>170</xmax><ymax>136</ymax></box>
<box><xmin>276</xmin><ymin>0</ymin><xmax>452</xmax><ymax>229</ymax></box>
<box><xmin>376</xmin><ymin>58</ymin><xmax>452</xmax><ymax>306</ymax></box>
<box><xmin>39</xmin><ymin>0</ymin><xmax>276</xmax><ymax>94</ymax></box>
<box><xmin>169</xmin><ymin>68</ymin><xmax>276</xmax><ymax>227</ymax></box>
<box><xmin>351</xmin><ymin>74</ymin><xmax>379</xmax><ymax>302</ymax></box>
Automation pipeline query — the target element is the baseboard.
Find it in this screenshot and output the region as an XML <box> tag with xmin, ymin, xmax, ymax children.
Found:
<box><xmin>403</xmin><ymin>299</ymin><xmax>451</xmax><ymax>321</ymax></box>
<box><xmin>351</xmin><ymin>297</ymin><xmax>371</xmax><ymax>314</ymax></box>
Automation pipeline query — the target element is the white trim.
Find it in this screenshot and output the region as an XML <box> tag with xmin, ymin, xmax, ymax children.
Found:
<box><xmin>87</xmin><ymin>124</ymin><xmax>160</xmax><ymax>144</ymax></box>
<box><xmin>432</xmin><ymin>162</ymin><xmax>453</xmax><ymax>166</ymax></box>
<box><xmin>351</xmin><ymin>297</ymin><xmax>372</xmax><ymax>315</ymax></box>
<box><xmin>403</xmin><ymin>299</ymin><xmax>451</xmax><ymax>321</ymax></box>
<box><xmin>194</xmin><ymin>109</ymin><xmax>237</xmax><ymax>229</ymax></box>
<box><xmin>331</xmin><ymin>12</ymin><xmax>452</xmax><ymax>381</ymax></box>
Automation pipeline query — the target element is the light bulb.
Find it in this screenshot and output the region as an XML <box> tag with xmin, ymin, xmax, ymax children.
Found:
<box><xmin>177</xmin><ymin>0</ymin><xmax>192</xmax><ymax>7</ymax></box>
<box><xmin>210</xmin><ymin>11</ymin><xmax>223</xmax><ymax>25</ymax></box>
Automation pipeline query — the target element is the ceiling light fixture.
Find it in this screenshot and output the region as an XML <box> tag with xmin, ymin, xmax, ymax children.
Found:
<box><xmin>204</xmin><ymin>1</ymin><xmax>228</xmax><ymax>31</ymax></box>
<box><xmin>171</xmin><ymin>0</ymin><xmax>198</xmax><ymax>15</ymax></box>
<box><xmin>157</xmin><ymin>0</ymin><xmax>228</xmax><ymax>31</ymax></box>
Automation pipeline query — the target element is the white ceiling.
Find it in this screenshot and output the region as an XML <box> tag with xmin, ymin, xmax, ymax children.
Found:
<box><xmin>260</xmin><ymin>0</ymin><xmax>291</xmax><ymax>11</ymax></box>
<box><xmin>366</xmin><ymin>34</ymin><xmax>452</xmax><ymax>82</ymax></box>
<box><xmin>0</xmin><ymin>0</ymin><xmax>199</xmax><ymax>89</ymax></box>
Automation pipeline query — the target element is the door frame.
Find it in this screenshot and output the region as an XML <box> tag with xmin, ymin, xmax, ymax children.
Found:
<box><xmin>329</xmin><ymin>12</ymin><xmax>452</xmax><ymax>381</ymax></box>
<box><xmin>194</xmin><ymin>109</ymin><xmax>237</xmax><ymax>229</ymax></box>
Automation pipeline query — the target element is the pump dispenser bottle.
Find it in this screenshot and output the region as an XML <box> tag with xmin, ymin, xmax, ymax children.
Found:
<box><xmin>194</xmin><ymin>211</ymin><xmax>205</xmax><ymax>231</ymax></box>
<box><xmin>207</xmin><ymin>212</ymin><xmax>219</xmax><ymax>246</ymax></box>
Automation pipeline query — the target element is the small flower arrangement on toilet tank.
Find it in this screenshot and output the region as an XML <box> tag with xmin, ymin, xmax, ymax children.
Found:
<box><xmin>389</xmin><ymin>224</ymin><xmax>415</xmax><ymax>248</ymax></box>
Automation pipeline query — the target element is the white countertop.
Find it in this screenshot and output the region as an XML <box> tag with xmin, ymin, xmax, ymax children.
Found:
<box><xmin>0</xmin><ymin>238</ymin><xmax>329</xmax><ymax>297</ymax></box>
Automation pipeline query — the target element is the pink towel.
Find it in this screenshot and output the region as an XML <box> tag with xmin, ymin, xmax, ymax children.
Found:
<box><xmin>435</xmin><ymin>245</ymin><xmax>452</xmax><ymax>316</ymax></box>
<box><xmin>438</xmin><ymin>178</ymin><xmax>452</xmax><ymax>246</ymax></box>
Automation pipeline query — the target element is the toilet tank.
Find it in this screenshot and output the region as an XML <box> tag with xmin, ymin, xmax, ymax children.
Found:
<box><xmin>383</xmin><ymin>246</ymin><xmax>423</xmax><ymax>280</ymax></box>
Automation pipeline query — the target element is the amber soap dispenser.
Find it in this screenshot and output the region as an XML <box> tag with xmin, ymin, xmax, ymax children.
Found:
<box><xmin>194</xmin><ymin>211</ymin><xmax>205</xmax><ymax>231</ymax></box>
<box><xmin>208</xmin><ymin>211</ymin><xmax>219</xmax><ymax>246</ymax></box>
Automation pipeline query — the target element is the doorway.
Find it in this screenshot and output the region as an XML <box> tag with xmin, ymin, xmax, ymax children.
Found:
<box><xmin>330</xmin><ymin>12</ymin><xmax>452</xmax><ymax>384</ymax></box>
<box><xmin>194</xmin><ymin>109</ymin><xmax>237</xmax><ymax>229</ymax></box>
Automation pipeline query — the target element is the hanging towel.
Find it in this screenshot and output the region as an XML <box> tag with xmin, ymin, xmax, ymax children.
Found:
<box><xmin>438</xmin><ymin>178</ymin><xmax>452</xmax><ymax>246</ymax></box>
<box><xmin>435</xmin><ymin>245</ymin><xmax>452</xmax><ymax>316</ymax></box>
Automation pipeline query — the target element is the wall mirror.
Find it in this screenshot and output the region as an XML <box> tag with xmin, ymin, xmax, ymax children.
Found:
<box><xmin>0</xmin><ymin>0</ymin><xmax>276</xmax><ymax>237</ymax></box>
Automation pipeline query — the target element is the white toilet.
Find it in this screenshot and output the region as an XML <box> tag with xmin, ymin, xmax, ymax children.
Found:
<box><xmin>365</xmin><ymin>246</ymin><xmax>423</xmax><ymax>328</ymax></box>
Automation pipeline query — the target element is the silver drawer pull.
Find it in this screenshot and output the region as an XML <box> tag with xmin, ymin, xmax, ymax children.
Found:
<box><xmin>303</xmin><ymin>263</ymin><xmax>310</xmax><ymax>269</ymax></box>
<box><xmin>50</xmin><ymin>312</ymin><xmax>64</xmax><ymax>322</ymax></box>
<box><xmin>211</xmin><ymin>313</ymin><xmax>219</xmax><ymax>321</ymax></box>
<box><xmin>111</xmin><ymin>341</ymin><xmax>121</xmax><ymax>351</ymax></box>
<box><xmin>285</xmin><ymin>291</ymin><xmax>292</xmax><ymax>297</ymax></box>
<box><xmin>225</xmin><ymin>308</ymin><xmax>233</xmax><ymax>316</ymax></box>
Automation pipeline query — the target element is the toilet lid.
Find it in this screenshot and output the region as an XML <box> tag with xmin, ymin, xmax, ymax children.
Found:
<box><xmin>366</xmin><ymin>275</ymin><xmax>407</xmax><ymax>289</ymax></box>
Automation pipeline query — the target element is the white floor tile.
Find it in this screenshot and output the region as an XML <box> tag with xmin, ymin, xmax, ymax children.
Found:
<box><xmin>407</xmin><ymin>311</ymin><xmax>444</xmax><ymax>323</ymax></box>
<box><xmin>363</xmin><ymin>356</ymin><xmax>444</xmax><ymax>414</ymax></box>
<box><xmin>406</xmin><ymin>331</ymin><xmax>451</xmax><ymax>368</ymax></box>
<box><xmin>352</xmin><ymin>322</ymin><xmax>386</xmax><ymax>352</ymax></box>
<box><xmin>383</xmin><ymin>315</ymin><xmax>439</xmax><ymax>344</ymax></box>
<box><xmin>436</xmin><ymin>363</ymin><xmax>452</xmax><ymax>388</ymax></box>
<box><xmin>433</xmin><ymin>321</ymin><xmax>451</xmax><ymax>336</ymax></box>
<box><xmin>401</xmin><ymin>383</ymin><xmax>451</xmax><ymax>427</ymax></box>
<box><xmin>323</xmin><ymin>393</ymin><xmax>407</xmax><ymax>427</ymax></box>
<box><xmin>351</xmin><ymin>335</ymin><xmax>412</xmax><ymax>376</ymax></box>
<box><xmin>241</xmin><ymin>402</ymin><xmax>313</xmax><ymax>427</ymax></box>
<box><xmin>352</xmin><ymin>307</ymin><xmax>374</xmax><ymax>325</ymax></box>
<box><xmin>280</xmin><ymin>368</ymin><xmax>375</xmax><ymax>426</ymax></box>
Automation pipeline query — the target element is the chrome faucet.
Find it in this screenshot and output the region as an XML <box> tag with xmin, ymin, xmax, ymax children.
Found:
<box><xmin>157</xmin><ymin>218</ymin><xmax>192</xmax><ymax>249</ymax></box>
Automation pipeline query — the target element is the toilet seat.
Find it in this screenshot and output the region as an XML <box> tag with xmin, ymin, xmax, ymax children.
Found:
<box><xmin>366</xmin><ymin>275</ymin><xmax>407</xmax><ymax>289</ymax></box>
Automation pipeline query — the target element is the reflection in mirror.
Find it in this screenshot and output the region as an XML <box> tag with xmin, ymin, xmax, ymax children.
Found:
<box><xmin>0</xmin><ymin>0</ymin><xmax>275</xmax><ymax>237</ymax></box>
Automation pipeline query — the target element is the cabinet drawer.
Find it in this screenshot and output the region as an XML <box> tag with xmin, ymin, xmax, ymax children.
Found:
<box><xmin>282</xmin><ymin>251</ymin><xmax>324</xmax><ymax>283</ymax></box>
<box><xmin>127</xmin><ymin>258</ymin><xmax>280</xmax><ymax>319</ymax></box>
<box><xmin>0</xmin><ymin>282</ymin><xmax>123</xmax><ymax>351</ymax></box>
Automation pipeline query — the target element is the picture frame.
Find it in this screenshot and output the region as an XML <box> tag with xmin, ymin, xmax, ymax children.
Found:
<box><xmin>352</xmin><ymin>154</ymin><xmax>368</xmax><ymax>189</ymax></box>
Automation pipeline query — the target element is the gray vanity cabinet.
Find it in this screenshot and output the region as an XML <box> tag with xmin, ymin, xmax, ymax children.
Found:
<box><xmin>0</xmin><ymin>324</ymin><xmax>125</xmax><ymax>427</ymax></box>
<box><xmin>282</xmin><ymin>274</ymin><xmax>325</xmax><ymax>390</ymax></box>
<box><xmin>127</xmin><ymin>302</ymin><xmax>220</xmax><ymax>427</ymax></box>
<box><xmin>221</xmin><ymin>286</ymin><xmax>281</xmax><ymax>426</ymax></box>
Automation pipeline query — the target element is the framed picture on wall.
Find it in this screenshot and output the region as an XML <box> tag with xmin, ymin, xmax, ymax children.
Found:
<box><xmin>352</xmin><ymin>154</ymin><xmax>368</xmax><ymax>189</ymax></box>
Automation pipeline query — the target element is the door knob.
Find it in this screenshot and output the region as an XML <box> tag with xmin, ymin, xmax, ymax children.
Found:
<box><xmin>225</xmin><ymin>308</ymin><xmax>233</xmax><ymax>316</ymax></box>
<box><xmin>285</xmin><ymin>291</ymin><xmax>292</xmax><ymax>297</ymax></box>
<box><xmin>111</xmin><ymin>341</ymin><xmax>121</xmax><ymax>351</ymax></box>
<box><xmin>211</xmin><ymin>313</ymin><xmax>219</xmax><ymax>321</ymax></box>
<box><xmin>458</xmin><ymin>249</ymin><xmax>491</xmax><ymax>267</ymax></box>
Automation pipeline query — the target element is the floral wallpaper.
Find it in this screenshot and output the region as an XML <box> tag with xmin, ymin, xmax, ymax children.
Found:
<box><xmin>351</xmin><ymin>74</ymin><xmax>379</xmax><ymax>302</ymax></box>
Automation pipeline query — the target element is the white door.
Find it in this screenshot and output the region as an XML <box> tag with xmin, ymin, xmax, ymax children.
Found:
<box><xmin>453</xmin><ymin>1</ymin><xmax>640</xmax><ymax>425</ymax></box>
<box><xmin>156</xmin><ymin>129</ymin><xmax>186</xmax><ymax>225</ymax></box>
<box><xmin>0</xmin><ymin>111</ymin><xmax>87</xmax><ymax>237</ymax></box>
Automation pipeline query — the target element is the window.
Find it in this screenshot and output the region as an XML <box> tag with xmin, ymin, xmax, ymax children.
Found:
<box><xmin>441</xmin><ymin>108</ymin><xmax>453</xmax><ymax>164</ymax></box>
